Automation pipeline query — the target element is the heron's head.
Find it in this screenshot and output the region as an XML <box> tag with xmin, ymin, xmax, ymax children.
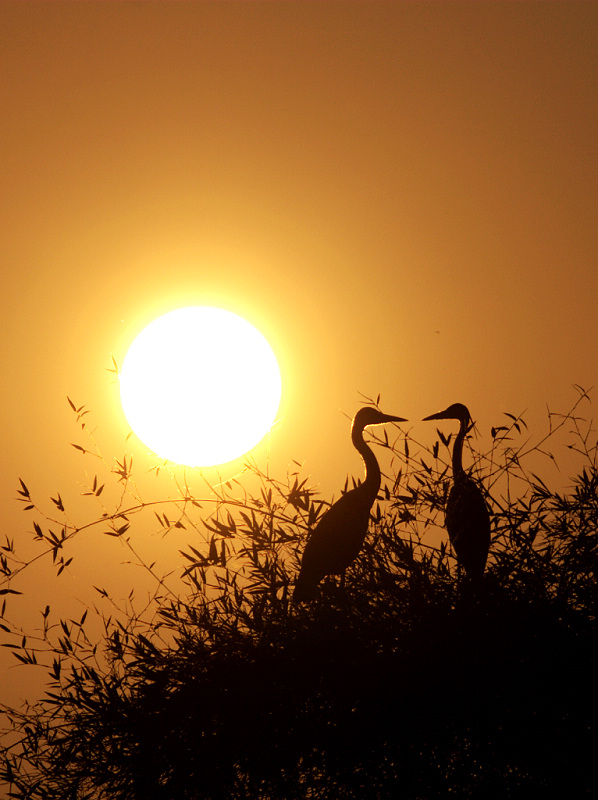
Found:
<box><xmin>352</xmin><ymin>406</ymin><xmax>407</xmax><ymax>432</ymax></box>
<box><xmin>422</xmin><ymin>403</ymin><xmax>471</xmax><ymax>426</ymax></box>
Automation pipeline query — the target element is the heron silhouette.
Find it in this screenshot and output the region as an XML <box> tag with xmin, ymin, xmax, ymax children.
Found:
<box><xmin>423</xmin><ymin>403</ymin><xmax>490</xmax><ymax>581</ymax></box>
<box><xmin>293</xmin><ymin>406</ymin><xmax>406</xmax><ymax>602</ymax></box>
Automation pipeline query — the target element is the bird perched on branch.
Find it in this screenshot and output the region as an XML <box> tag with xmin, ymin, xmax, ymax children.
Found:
<box><xmin>293</xmin><ymin>406</ymin><xmax>406</xmax><ymax>602</ymax></box>
<box><xmin>423</xmin><ymin>403</ymin><xmax>490</xmax><ymax>581</ymax></box>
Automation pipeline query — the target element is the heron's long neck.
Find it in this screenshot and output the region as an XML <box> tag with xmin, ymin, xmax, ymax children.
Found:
<box><xmin>452</xmin><ymin>419</ymin><xmax>466</xmax><ymax>478</ymax></box>
<box><xmin>352</xmin><ymin>426</ymin><xmax>381</xmax><ymax>501</ymax></box>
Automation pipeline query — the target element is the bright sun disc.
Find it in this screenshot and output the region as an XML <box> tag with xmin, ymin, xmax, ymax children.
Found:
<box><xmin>119</xmin><ymin>307</ymin><xmax>281</xmax><ymax>467</ymax></box>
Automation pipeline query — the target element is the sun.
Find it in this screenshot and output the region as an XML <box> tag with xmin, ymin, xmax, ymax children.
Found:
<box><xmin>119</xmin><ymin>307</ymin><xmax>282</xmax><ymax>467</ymax></box>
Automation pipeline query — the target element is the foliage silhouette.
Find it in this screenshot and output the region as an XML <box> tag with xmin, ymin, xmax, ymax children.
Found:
<box><xmin>1</xmin><ymin>388</ymin><xmax>597</xmax><ymax>798</ymax></box>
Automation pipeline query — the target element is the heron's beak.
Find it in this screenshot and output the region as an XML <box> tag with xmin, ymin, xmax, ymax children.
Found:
<box><xmin>384</xmin><ymin>414</ymin><xmax>407</xmax><ymax>423</ymax></box>
<box><xmin>422</xmin><ymin>410</ymin><xmax>446</xmax><ymax>421</ymax></box>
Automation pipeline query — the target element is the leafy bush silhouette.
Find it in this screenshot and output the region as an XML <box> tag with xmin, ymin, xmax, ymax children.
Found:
<box><xmin>1</xmin><ymin>388</ymin><xmax>597</xmax><ymax>798</ymax></box>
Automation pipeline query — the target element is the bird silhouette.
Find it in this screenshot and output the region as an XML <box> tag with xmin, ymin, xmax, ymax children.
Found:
<box><xmin>423</xmin><ymin>403</ymin><xmax>490</xmax><ymax>581</ymax></box>
<box><xmin>293</xmin><ymin>406</ymin><xmax>406</xmax><ymax>602</ymax></box>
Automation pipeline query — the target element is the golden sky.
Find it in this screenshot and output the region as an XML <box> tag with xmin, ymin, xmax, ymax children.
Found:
<box><xmin>1</xmin><ymin>3</ymin><xmax>597</xmax><ymax>687</ymax></box>
<box><xmin>3</xmin><ymin>0</ymin><xmax>597</xmax><ymax>487</ymax></box>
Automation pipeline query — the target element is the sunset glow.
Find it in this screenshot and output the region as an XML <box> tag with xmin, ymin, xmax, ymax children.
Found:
<box><xmin>2</xmin><ymin>1</ymin><xmax>598</xmax><ymax>754</ymax></box>
<box><xmin>119</xmin><ymin>307</ymin><xmax>281</xmax><ymax>466</ymax></box>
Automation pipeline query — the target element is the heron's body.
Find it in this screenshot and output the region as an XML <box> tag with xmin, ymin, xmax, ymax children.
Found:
<box><xmin>293</xmin><ymin>407</ymin><xmax>405</xmax><ymax>602</ymax></box>
<box><xmin>423</xmin><ymin>403</ymin><xmax>490</xmax><ymax>581</ymax></box>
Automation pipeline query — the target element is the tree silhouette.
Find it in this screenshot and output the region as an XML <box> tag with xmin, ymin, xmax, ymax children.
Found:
<box><xmin>1</xmin><ymin>388</ymin><xmax>597</xmax><ymax>798</ymax></box>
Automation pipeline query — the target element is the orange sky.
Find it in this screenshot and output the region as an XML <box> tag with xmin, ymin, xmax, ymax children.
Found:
<box><xmin>1</xmin><ymin>1</ymin><xmax>597</xmax><ymax>700</ymax></box>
